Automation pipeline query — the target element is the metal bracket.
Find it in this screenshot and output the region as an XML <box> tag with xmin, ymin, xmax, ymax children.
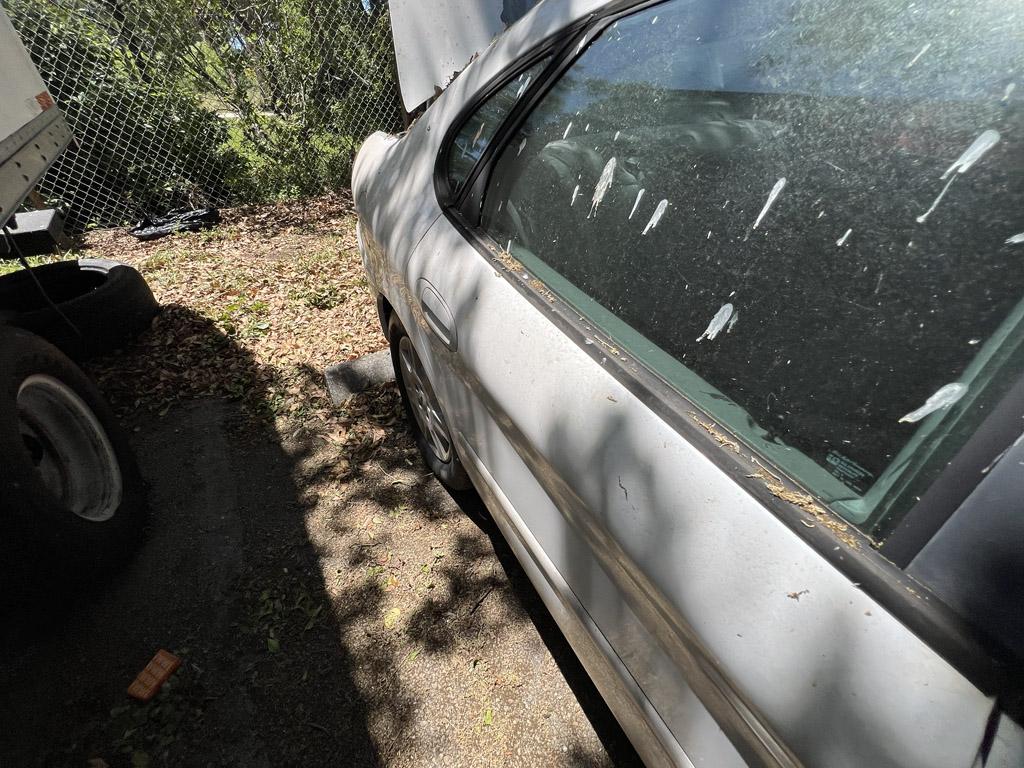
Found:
<box><xmin>0</xmin><ymin>107</ymin><xmax>73</xmax><ymax>229</ymax></box>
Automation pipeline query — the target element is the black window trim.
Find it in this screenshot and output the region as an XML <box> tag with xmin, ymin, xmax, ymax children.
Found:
<box><xmin>432</xmin><ymin>0</ymin><xmax>1024</xmax><ymax>721</ymax></box>
<box><xmin>433</xmin><ymin>16</ymin><xmax>595</xmax><ymax>208</ymax></box>
<box><xmin>882</xmin><ymin>374</ymin><xmax>1024</xmax><ymax>568</ymax></box>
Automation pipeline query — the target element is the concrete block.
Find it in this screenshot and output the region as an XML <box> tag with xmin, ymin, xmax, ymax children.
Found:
<box><xmin>325</xmin><ymin>348</ymin><xmax>395</xmax><ymax>405</ymax></box>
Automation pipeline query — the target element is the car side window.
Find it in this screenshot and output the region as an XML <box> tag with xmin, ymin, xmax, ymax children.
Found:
<box><xmin>480</xmin><ymin>0</ymin><xmax>1024</xmax><ymax>541</ymax></box>
<box><xmin>446</xmin><ymin>58</ymin><xmax>550</xmax><ymax>195</ymax></box>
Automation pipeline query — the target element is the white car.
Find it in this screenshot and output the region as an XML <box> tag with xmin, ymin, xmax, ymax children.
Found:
<box><xmin>353</xmin><ymin>1</ymin><xmax>1024</xmax><ymax>765</ymax></box>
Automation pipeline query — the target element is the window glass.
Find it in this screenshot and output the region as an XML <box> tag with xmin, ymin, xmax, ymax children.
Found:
<box><xmin>447</xmin><ymin>58</ymin><xmax>550</xmax><ymax>194</ymax></box>
<box><xmin>481</xmin><ymin>0</ymin><xmax>1024</xmax><ymax>538</ymax></box>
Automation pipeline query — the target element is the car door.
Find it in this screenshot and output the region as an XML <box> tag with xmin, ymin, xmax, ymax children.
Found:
<box><xmin>398</xmin><ymin>0</ymin><xmax>1024</xmax><ymax>765</ymax></box>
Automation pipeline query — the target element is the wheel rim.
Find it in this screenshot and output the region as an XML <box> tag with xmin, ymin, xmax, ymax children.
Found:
<box><xmin>398</xmin><ymin>336</ymin><xmax>453</xmax><ymax>463</ymax></box>
<box><xmin>16</xmin><ymin>374</ymin><xmax>122</xmax><ymax>522</ymax></box>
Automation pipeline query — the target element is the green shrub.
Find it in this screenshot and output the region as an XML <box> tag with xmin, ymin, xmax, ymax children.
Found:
<box><xmin>5</xmin><ymin>0</ymin><xmax>401</xmax><ymax>225</ymax></box>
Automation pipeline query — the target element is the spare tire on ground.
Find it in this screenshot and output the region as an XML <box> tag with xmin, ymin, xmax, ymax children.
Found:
<box><xmin>0</xmin><ymin>326</ymin><xmax>146</xmax><ymax>587</ymax></box>
<box><xmin>0</xmin><ymin>258</ymin><xmax>158</xmax><ymax>360</ymax></box>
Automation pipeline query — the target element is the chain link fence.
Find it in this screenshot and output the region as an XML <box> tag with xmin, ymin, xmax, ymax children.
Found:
<box><xmin>3</xmin><ymin>0</ymin><xmax>403</xmax><ymax>232</ymax></box>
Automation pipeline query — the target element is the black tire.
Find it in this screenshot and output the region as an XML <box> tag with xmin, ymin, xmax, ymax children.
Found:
<box><xmin>0</xmin><ymin>258</ymin><xmax>159</xmax><ymax>360</ymax></box>
<box><xmin>388</xmin><ymin>314</ymin><xmax>473</xmax><ymax>491</ymax></box>
<box><xmin>0</xmin><ymin>327</ymin><xmax>146</xmax><ymax>584</ymax></box>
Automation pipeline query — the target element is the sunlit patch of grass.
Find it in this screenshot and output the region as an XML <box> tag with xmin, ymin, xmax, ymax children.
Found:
<box><xmin>0</xmin><ymin>253</ymin><xmax>64</xmax><ymax>276</ymax></box>
<box><xmin>212</xmin><ymin>296</ymin><xmax>270</xmax><ymax>338</ymax></box>
<box><xmin>290</xmin><ymin>283</ymin><xmax>348</xmax><ymax>310</ymax></box>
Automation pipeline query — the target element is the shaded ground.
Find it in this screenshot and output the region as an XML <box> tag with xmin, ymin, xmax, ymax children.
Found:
<box><xmin>0</xmin><ymin>195</ymin><xmax>640</xmax><ymax>767</ymax></box>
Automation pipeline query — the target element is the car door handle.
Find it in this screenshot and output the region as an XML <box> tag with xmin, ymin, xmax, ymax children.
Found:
<box><xmin>418</xmin><ymin>278</ymin><xmax>457</xmax><ymax>350</ymax></box>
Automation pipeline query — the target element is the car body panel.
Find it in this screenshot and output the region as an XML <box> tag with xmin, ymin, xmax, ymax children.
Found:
<box><xmin>353</xmin><ymin>1</ymin><xmax>1023</xmax><ymax>765</ymax></box>
<box><xmin>456</xmin><ymin>432</ymin><xmax>695</xmax><ymax>768</ymax></box>
<box><xmin>397</xmin><ymin>211</ymin><xmax>994</xmax><ymax>768</ymax></box>
<box><xmin>388</xmin><ymin>0</ymin><xmax>544</xmax><ymax>112</ymax></box>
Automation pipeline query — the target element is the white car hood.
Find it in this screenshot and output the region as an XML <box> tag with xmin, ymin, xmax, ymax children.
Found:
<box><xmin>388</xmin><ymin>0</ymin><xmax>542</xmax><ymax>112</ymax></box>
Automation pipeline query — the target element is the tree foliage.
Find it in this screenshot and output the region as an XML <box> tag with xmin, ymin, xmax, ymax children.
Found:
<box><xmin>4</xmin><ymin>0</ymin><xmax>401</xmax><ymax>224</ymax></box>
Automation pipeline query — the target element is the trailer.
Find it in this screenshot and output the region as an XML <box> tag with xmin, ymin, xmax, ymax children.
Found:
<box><xmin>1</xmin><ymin>7</ymin><xmax>149</xmax><ymax>589</ymax></box>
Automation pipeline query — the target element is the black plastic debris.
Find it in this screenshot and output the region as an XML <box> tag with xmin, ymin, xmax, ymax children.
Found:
<box><xmin>128</xmin><ymin>208</ymin><xmax>220</xmax><ymax>241</ymax></box>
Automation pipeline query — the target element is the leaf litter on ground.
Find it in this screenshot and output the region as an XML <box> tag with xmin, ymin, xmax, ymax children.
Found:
<box><xmin>82</xmin><ymin>193</ymin><xmax>397</xmax><ymax>478</ymax></box>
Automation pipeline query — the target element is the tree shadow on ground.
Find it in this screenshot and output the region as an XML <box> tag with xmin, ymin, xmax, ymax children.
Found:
<box><xmin>444</xmin><ymin>499</ymin><xmax>645</xmax><ymax>768</ymax></box>
<box><xmin>0</xmin><ymin>305</ymin><xmax>391</xmax><ymax>767</ymax></box>
<box><xmin>335</xmin><ymin>429</ymin><xmax>641</xmax><ymax>766</ymax></box>
<box><xmin>0</xmin><ymin>302</ymin><xmax>639</xmax><ymax>767</ymax></box>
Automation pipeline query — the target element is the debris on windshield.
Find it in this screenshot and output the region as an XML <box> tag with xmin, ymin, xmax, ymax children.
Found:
<box><xmin>899</xmin><ymin>382</ymin><xmax>967</xmax><ymax>423</ymax></box>
<box><xmin>589</xmin><ymin>157</ymin><xmax>617</xmax><ymax>217</ymax></box>
<box><xmin>472</xmin><ymin>121</ymin><xmax>486</xmax><ymax>147</ymax></box>
<box><xmin>515</xmin><ymin>75</ymin><xmax>532</xmax><ymax>99</ymax></box>
<box><xmin>697</xmin><ymin>303</ymin><xmax>734</xmax><ymax>342</ymax></box>
<box><xmin>1006</xmin><ymin>232</ymin><xmax>1024</xmax><ymax>244</ymax></box>
<box><xmin>642</xmin><ymin>198</ymin><xmax>668</xmax><ymax>235</ymax></box>
<box><xmin>981</xmin><ymin>448</ymin><xmax>1008</xmax><ymax>475</ymax></box>
<box><xmin>836</xmin><ymin>228</ymin><xmax>852</xmax><ymax>246</ymax></box>
<box><xmin>571</xmin><ymin>184</ymin><xmax>580</xmax><ymax>206</ymax></box>
<box><xmin>751</xmin><ymin>461</ymin><xmax>859</xmax><ymax>549</ymax></box>
<box><xmin>690</xmin><ymin>412</ymin><xmax>740</xmax><ymax>453</ymax></box>
<box><xmin>628</xmin><ymin>188</ymin><xmax>646</xmax><ymax>219</ymax></box>
<box><xmin>752</xmin><ymin>177</ymin><xmax>787</xmax><ymax>229</ymax></box>
<box><xmin>941</xmin><ymin>129</ymin><xmax>1000</xmax><ymax>179</ymax></box>
<box><xmin>905</xmin><ymin>42</ymin><xmax>931</xmax><ymax>69</ymax></box>
<box><xmin>613</xmin><ymin>130</ymin><xmax>621</xmax><ymax>141</ymax></box>
<box><xmin>529</xmin><ymin>277</ymin><xmax>556</xmax><ymax>303</ymax></box>
<box><xmin>494</xmin><ymin>245</ymin><xmax>525</xmax><ymax>276</ymax></box>
<box><xmin>563</xmin><ymin>121</ymin><xmax>573</xmax><ymax>140</ymax></box>
<box><xmin>916</xmin><ymin>176</ymin><xmax>956</xmax><ymax>223</ymax></box>
<box><xmin>918</xmin><ymin>129</ymin><xmax>1001</xmax><ymax>223</ymax></box>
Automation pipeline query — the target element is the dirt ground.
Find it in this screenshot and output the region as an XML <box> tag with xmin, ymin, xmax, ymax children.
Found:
<box><xmin>0</xmin><ymin>196</ymin><xmax>641</xmax><ymax>767</ymax></box>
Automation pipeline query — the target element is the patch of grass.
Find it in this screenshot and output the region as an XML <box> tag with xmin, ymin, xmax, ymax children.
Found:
<box><xmin>247</xmin><ymin>570</ymin><xmax>327</xmax><ymax>656</ymax></box>
<box><xmin>82</xmin><ymin>195</ymin><xmax>389</xmax><ymax>443</ymax></box>
<box><xmin>212</xmin><ymin>296</ymin><xmax>270</xmax><ymax>338</ymax></box>
<box><xmin>290</xmin><ymin>282</ymin><xmax>347</xmax><ymax>310</ymax></box>
<box><xmin>0</xmin><ymin>253</ymin><xmax>63</xmax><ymax>276</ymax></box>
<box><xmin>136</xmin><ymin>250</ymin><xmax>174</xmax><ymax>272</ymax></box>
<box><xmin>135</xmin><ymin>246</ymin><xmax>219</xmax><ymax>282</ymax></box>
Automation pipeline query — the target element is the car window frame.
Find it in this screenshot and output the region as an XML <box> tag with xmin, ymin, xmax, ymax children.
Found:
<box><xmin>433</xmin><ymin>18</ymin><xmax>592</xmax><ymax>209</ymax></box>
<box><xmin>433</xmin><ymin>0</ymin><xmax>1024</xmax><ymax>722</ymax></box>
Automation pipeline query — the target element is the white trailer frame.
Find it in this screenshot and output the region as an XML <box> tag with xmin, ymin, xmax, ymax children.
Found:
<box><xmin>0</xmin><ymin>7</ymin><xmax>73</xmax><ymax>231</ymax></box>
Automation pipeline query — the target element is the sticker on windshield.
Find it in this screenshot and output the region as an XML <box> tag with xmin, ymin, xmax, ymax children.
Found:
<box><xmin>825</xmin><ymin>450</ymin><xmax>875</xmax><ymax>494</ymax></box>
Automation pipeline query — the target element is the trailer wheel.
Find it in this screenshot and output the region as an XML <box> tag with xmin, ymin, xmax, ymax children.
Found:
<box><xmin>0</xmin><ymin>258</ymin><xmax>158</xmax><ymax>360</ymax></box>
<box><xmin>0</xmin><ymin>326</ymin><xmax>146</xmax><ymax>583</ymax></box>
